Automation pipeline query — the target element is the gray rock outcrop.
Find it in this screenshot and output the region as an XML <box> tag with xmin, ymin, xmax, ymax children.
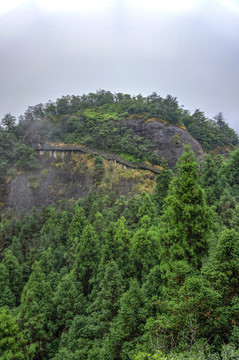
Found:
<box><xmin>124</xmin><ymin>117</ymin><xmax>203</xmax><ymax>167</ymax></box>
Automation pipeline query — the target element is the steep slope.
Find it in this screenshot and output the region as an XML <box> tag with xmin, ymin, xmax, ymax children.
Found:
<box><xmin>1</xmin><ymin>116</ymin><xmax>204</xmax><ymax>214</ymax></box>
<box><xmin>1</xmin><ymin>152</ymin><xmax>156</xmax><ymax>215</ymax></box>
<box><xmin>125</xmin><ymin>117</ymin><xmax>203</xmax><ymax>167</ymax></box>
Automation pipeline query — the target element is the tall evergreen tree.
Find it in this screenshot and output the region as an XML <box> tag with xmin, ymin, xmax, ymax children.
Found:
<box><xmin>57</xmin><ymin>261</ymin><xmax>125</xmax><ymax>359</ymax></box>
<box><xmin>159</xmin><ymin>146</ymin><xmax>212</xmax><ymax>284</ymax></box>
<box><xmin>17</xmin><ymin>262</ymin><xmax>53</xmax><ymax>359</ymax></box>
<box><xmin>89</xmin><ymin>260</ymin><xmax>124</xmax><ymax>332</ymax></box>
<box><xmin>2</xmin><ymin>250</ymin><xmax>23</xmax><ymax>306</ymax></box>
<box><xmin>51</xmin><ymin>271</ymin><xmax>86</xmax><ymax>357</ymax></box>
<box><xmin>153</xmin><ymin>168</ymin><xmax>174</xmax><ymax>213</ymax></box>
<box><xmin>100</xmin><ymin>216</ymin><xmax>131</xmax><ymax>281</ymax></box>
<box><xmin>67</xmin><ymin>205</ymin><xmax>87</xmax><ymax>257</ymax></box>
<box><xmin>103</xmin><ymin>279</ymin><xmax>147</xmax><ymax>360</ymax></box>
<box><xmin>202</xmin><ymin>229</ymin><xmax>239</xmax><ymax>344</ymax></box>
<box><xmin>73</xmin><ymin>224</ymin><xmax>100</xmax><ymax>296</ymax></box>
<box><xmin>200</xmin><ymin>154</ymin><xmax>222</xmax><ymax>205</ymax></box>
<box><xmin>223</xmin><ymin>148</ymin><xmax>239</xmax><ymax>190</ymax></box>
<box><xmin>0</xmin><ymin>263</ymin><xmax>16</xmax><ymax>308</ymax></box>
<box><xmin>54</xmin><ymin>271</ymin><xmax>86</xmax><ymax>332</ymax></box>
<box><xmin>130</xmin><ymin>216</ymin><xmax>160</xmax><ymax>282</ymax></box>
<box><xmin>0</xmin><ymin>307</ymin><xmax>27</xmax><ymax>360</ymax></box>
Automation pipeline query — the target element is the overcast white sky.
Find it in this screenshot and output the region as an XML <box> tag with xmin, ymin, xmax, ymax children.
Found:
<box><xmin>0</xmin><ymin>0</ymin><xmax>239</xmax><ymax>132</ymax></box>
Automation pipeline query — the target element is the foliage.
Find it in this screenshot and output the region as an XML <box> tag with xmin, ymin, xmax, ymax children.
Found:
<box><xmin>1</xmin><ymin>90</ymin><xmax>238</xmax><ymax>186</ymax></box>
<box><xmin>0</xmin><ymin>124</ymin><xmax>38</xmax><ymax>183</ymax></box>
<box><xmin>0</xmin><ymin>143</ymin><xmax>239</xmax><ymax>359</ymax></box>
<box><xmin>0</xmin><ymin>307</ymin><xmax>27</xmax><ymax>360</ymax></box>
<box><xmin>159</xmin><ymin>146</ymin><xmax>212</xmax><ymax>279</ymax></box>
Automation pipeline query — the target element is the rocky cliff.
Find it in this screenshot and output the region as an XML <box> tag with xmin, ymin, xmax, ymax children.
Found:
<box><xmin>1</xmin><ymin>151</ymin><xmax>156</xmax><ymax>215</ymax></box>
<box><xmin>124</xmin><ymin>117</ymin><xmax>203</xmax><ymax>167</ymax></box>
<box><xmin>22</xmin><ymin>117</ymin><xmax>203</xmax><ymax>167</ymax></box>
<box><xmin>0</xmin><ymin>117</ymin><xmax>203</xmax><ymax>215</ymax></box>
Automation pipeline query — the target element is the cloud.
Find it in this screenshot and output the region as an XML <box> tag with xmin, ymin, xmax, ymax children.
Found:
<box><xmin>0</xmin><ymin>0</ymin><xmax>32</xmax><ymax>17</ymax></box>
<box><xmin>33</xmin><ymin>0</ymin><xmax>112</xmax><ymax>14</ymax></box>
<box><xmin>216</xmin><ymin>0</ymin><xmax>239</xmax><ymax>15</ymax></box>
<box><xmin>128</xmin><ymin>0</ymin><xmax>205</xmax><ymax>14</ymax></box>
<box><xmin>0</xmin><ymin>0</ymin><xmax>238</xmax><ymax>132</ymax></box>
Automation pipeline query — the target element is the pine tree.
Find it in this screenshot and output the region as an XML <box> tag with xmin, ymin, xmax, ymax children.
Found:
<box><xmin>93</xmin><ymin>211</ymin><xmax>107</xmax><ymax>243</ymax></box>
<box><xmin>40</xmin><ymin>206</ymin><xmax>70</xmax><ymax>252</ymax></box>
<box><xmin>57</xmin><ymin>262</ymin><xmax>124</xmax><ymax>359</ymax></box>
<box><xmin>122</xmin><ymin>195</ymin><xmax>142</xmax><ymax>229</ymax></box>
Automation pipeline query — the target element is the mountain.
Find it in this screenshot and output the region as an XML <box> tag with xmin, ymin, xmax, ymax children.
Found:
<box><xmin>1</xmin><ymin>92</ymin><xmax>239</xmax><ymax>360</ymax></box>
<box><xmin>1</xmin><ymin>116</ymin><xmax>203</xmax><ymax>215</ymax></box>
<box><xmin>0</xmin><ymin>90</ymin><xmax>238</xmax><ymax>215</ymax></box>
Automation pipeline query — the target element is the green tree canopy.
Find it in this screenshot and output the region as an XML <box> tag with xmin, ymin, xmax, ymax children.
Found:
<box><xmin>159</xmin><ymin>146</ymin><xmax>212</xmax><ymax>284</ymax></box>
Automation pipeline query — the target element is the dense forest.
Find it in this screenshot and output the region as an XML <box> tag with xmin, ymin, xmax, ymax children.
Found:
<box><xmin>1</xmin><ymin>91</ymin><xmax>239</xmax><ymax>359</ymax></box>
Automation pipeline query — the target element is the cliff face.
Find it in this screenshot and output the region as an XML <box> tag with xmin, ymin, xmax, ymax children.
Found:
<box><xmin>1</xmin><ymin>152</ymin><xmax>156</xmax><ymax>215</ymax></box>
<box><xmin>0</xmin><ymin>118</ymin><xmax>203</xmax><ymax>215</ymax></box>
<box><xmin>22</xmin><ymin>118</ymin><xmax>203</xmax><ymax>168</ymax></box>
<box><xmin>124</xmin><ymin>117</ymin><xmax>203</xmax><ymax>167</ymax></box>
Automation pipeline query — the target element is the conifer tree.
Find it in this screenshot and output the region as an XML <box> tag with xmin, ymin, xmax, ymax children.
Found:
<box><xmin>122</xmin><ymin>195</ymin><xmax>142</xmax><ymax>229</ymax></box>
<box><xmin>103</xmin><ymin>279</ymin><xmax>147</xmax><ymax>360</ymax></box>
<box><xmin>216</xmin><ymin>188</ymin><xmax>237</xmax><ymax>228</ymax></box>
<box><xmin>137</xmin><ymin>192</ymin><xmax>157</xmax><ymax>225</ymax></box>
<box><xmin>0</xmin><ymin>263</ymin><xmax>16</xmax><ymax>308</ymax></box>
<box><xmin>100</xmin><ymin>216</ymin><xmax>131</xmax><ymax>281</ymax></box>
<box><xmin>54</xmin><ymin>314</ymin><xmax>91</xmax><ymax>360</ymax></box>
<box><xmin>0</xmin><ymin>307</ymin><xmax>27</xmax><ymax>360</ymax></box>
<box><xmin>130</xmin><ymin>216</ymin><xmax>160</xmax><ymax>282</ymax></box>
<box><xmin>89</xmin><ymin>260</ymin><xmax>124</xmax><ymax>333</ymax></box>
<box><xmin>159</xmin><ymin>146</ymin><xmax>212</xmax><ymax>283</ymax></box>
<box><xmin>50</xmin><ymin>271</ymin><xmax>86</xmax><ymax>357</ymax></box>
<box><xmin>54</xmin><ymin>271</ymin><xmax>86</xmax><ymax>331</ymax></box>
<box><xmin>200</xmin><ymin>154</ymin><xmax>222</xmax><ymax>205</ymax></box>
<box><xmin>202</xmin><ymin>228</ymin><xmax>239</xmax><ymax>343</ymax></box>
<box><xmin>153</xmin><ymin>168</ymin><xmax>173</xmax><ymax>213</ymax></box>
<box><xmin>223</xmin><ymin>148</ymin><xmax>239</xmax><ymax>188</ymax></box>
<box><xmin>67</xmin><ymin>205</ymin><xmax>87</xmax><ymax>256</ymax></box>
<box><xmin>8</xmin><ymin>236</ymin><xmax>24</xmax><ymax>264</ymax></box>
<box><xmin>73</xmin><ymin>224</ymin><xmax>100</xmax><ymax>295</ymax></box>
<box><xmin>68</xmin><ymin>206</ymin><xmax>87</xmax><ymax>241</ymax></box>
<box><xmin>2</xmin><ymin>250</ymin><xmax>23</xmax><ymax>306</ymax></box>
<box><xmin>18</xmin><ymin>262</ymin><xmax>53</xmax><ymax>359</ymax></box>
<box><xmin>57</xmin><ymin>262</ymin><xmax>125</xmax><ymax>359</ymax></box>
<box><xmin>40</xmin><ymin>207</ymin><xmax>70</xmax><ymax>251</ymax></box>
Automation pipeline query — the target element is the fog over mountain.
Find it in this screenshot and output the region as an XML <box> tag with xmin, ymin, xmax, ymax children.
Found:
<box><xmin>0</xmin><ymin>0</ymin><xmax>239</xmax><ymax>131</ymax></box>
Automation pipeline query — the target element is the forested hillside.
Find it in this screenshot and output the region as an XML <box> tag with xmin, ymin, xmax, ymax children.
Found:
<box><xmin>0</xmin><ymin>90</ymin><xmax>238</xmax><ymax>184</ymax></box>
<box><xmin>0</xmin><ymin>91</ymin><xmax>239</xmax><ymax>359</ymax></box>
